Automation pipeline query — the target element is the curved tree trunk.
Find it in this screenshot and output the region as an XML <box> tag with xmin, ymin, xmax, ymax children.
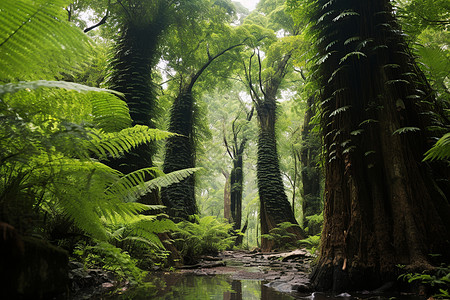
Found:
<box><xmin>309</xmin><ymin>0</ymin><xmax>450</xmax><ymax>291</ymax></box>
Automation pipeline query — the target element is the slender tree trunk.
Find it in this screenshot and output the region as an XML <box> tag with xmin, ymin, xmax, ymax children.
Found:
<box><xmin>230</xmin><ymin>143</ymin><xmax>244</xmax><ymax>231</ymax></box>
<box><xmin>300</xmin><ymin>96</ymin><xmax>322</xmax><ymax>235</ymax></box>
<box><xmin>308</xmin><ymin>0</ymin><xmax>450</xmax><ymax>291</ymax></box>
<box><xmin>223</xmin><ymin>171</ymin><xmax>231</xmax><ymax>221</ymax></box>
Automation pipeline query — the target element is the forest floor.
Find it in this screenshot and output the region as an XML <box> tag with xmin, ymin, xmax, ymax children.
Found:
<box><xmin>177</xmin><ymin>249</ymin><xmax>315</xmax><ymax>293</ymax></box>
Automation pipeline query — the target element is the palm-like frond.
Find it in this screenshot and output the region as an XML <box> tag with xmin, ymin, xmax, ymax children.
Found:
<box><xmin>0</xmin><ymin>0</ymin><xmax>89</xmax><ymax>81</ymax></box>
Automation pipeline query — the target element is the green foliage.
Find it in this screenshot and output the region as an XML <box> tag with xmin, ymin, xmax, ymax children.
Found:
<box><xmin>106</xmin><ymin>216</ymin><xmax>178</xmax><ymax>269</ymax></box>
<box><xmin>298</xmin><ymin>234</ymin><xmax>320</xmax><ymax>255</ymax></box>
<box><xmin>398</xmin><ymin>263</ymin><xmax>450</xmax><ymax>299</ymax></box>
<box><xmin>1</xmin><ymin>81</ymin><xmax>131</xmax><ymax>132</ymax></box>
<box><xmin>73</xmin><ymin>241</ymin><xmax>147</xmax><ymax>284</ymax></box>
<box><xmin>261</xmin><ymin>222</ymin><xmax>302</xmax><ymax>251</ymax></box>
<box><xmin>424</xmin><ymin>133</ymin><xmax>450</xmax><ymax>161</ymax></box>
<box><xmin>173</xmin><ymin>215</ymin><xmax>235</xmax><ymax>264</ymax></box>
<box><xmin>0</xmin><ymin>0</ymin><xmax>89</xmax><ymax>81</ymax></box>
<box><xmin>0</xmin><ymin>0</ymin><xmax>200</xmax><ymax>247</ymax></box>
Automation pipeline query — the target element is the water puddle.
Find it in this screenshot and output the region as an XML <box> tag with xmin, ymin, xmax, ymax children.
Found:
<box><xmin>110</xmin><ymin>273</ymin><xmax>424</xmax><ymax>300</ymax></box>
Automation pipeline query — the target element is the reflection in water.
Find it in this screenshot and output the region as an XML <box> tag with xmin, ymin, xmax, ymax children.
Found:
<box><xmin>112</xmin><ymin>274</ymin><xmax>424</xmax><ymax>300</ymax></box>
<box><xmin>118</xmin><ymin>273</ymin><xmax>295</xmax><ymax>300</ymax></box>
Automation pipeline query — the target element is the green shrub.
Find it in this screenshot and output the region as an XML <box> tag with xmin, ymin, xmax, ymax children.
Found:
<box><xmin>298</xmin><ymin>234</ymin><xmax>321</xmax><ymax>255</ymax></box>
<box><xmin>398</xmin><ymin>262</ymin><xmax>450</xmax><ymax>298</ymax></box>
<box><xmin>73</xmin><ymin>241</ymin><xmax>146</xmax><ymax>284</ymax></box>
<box><xmin>261</xmin><ymin>222</ymin><xmax>302</xmax><ymax>251</ymax></box>
<box><xmin>173</xmin><ymin>215</ymin><xmax>235</xmax><ymax>264</ymax></box>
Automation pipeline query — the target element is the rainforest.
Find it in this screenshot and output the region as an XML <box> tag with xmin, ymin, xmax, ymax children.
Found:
<box><xmin>0</xmin><ymin>0</ymin><xmax>449</xmax><ymax>299</ymax></box>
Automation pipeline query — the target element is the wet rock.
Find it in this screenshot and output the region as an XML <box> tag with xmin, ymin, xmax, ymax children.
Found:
<box><xmin>68</xmin><ymin>262</ymin><xmax>118</xmax><ymax>299</ymax></box>
<box><xmin>293</xmin><ymin>283</ymin><xmax>312</xmax><ymax>293</ymax></box>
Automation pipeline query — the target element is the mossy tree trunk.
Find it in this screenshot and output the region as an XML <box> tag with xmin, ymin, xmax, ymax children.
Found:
<box><xmin>162</xmin><ymin>42</ymin><xmax>245</xmax><ymax>221</ymax></box>
<box><xmin>308</xmin><ymin>0</ymin><xmax>450</xmax><ymax>292</ymax></box>
<box><xmin>161</xmin><ymin>90</ymin><xmax>197</xmax><ymax>221</ymax></box>
<box><xmin>106</xmin><ymin>4</ymin><xmax>169</xmax><ymax>205</ymax></box>
<box><xmin>248</xmin><ymin>54</ymin><xmax>305</xmax><ymax>251</ymax></box>
<box><xmin>300</xmin><ymin>96</ymin><xmax>322</xmax><ymax>235</ymax></box>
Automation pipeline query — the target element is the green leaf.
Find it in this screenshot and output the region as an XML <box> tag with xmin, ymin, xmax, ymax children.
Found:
<box><xmin>333</xmin><ymin>10</ymin><xmax>359</xmax><ymax>22</ymax></box>
<box><xmin>392</xmin><ymin>127</ymin><xmax>421</xmax><ymax>135</ymax></box>
<box><xmin>423</xmin><ymin>133</ymin><xmax>450</xmax><ymax>161</ymax></box>
<box><xmin>329</xmin><ymin>105</ymin><xmax>351</xmax><ymax>117</ymax></box>
<box><xmin>340</xmin><ymin>51</ymin><xmax>367</xmax><ymax>64</ymax></box>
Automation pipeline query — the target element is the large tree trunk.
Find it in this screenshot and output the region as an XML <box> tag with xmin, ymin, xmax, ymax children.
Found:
<box><xmin>161</xmin><ymin>91</ymin><xmax>197</xmax><ymax>221</ymax></box>
<box><xmin>300</xmin><ymin>96</ymin><xmax>322</xmax><ymax>235</ymax></box>
<box><xmin>106</xmin><ymin>12</ymin><xmax>167</xmax><ymax>205</ymax></box>
<box><xmin>257</xmin><ymin>101</ymin><xmax>304</xmax><ymax>251</ymax></box>
<box><xmin>309</xmin><ymin>0</ymin><xmax>450</xmax><ymax>292</ymax></box>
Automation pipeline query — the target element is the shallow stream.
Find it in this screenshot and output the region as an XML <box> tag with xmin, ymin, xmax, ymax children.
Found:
<box><xmin>108</xmin><ymin>250</ymin><xmax>425</xmax><ymax>300</ymax></box>
<box><xmin>111</xmin><ymin>273</ymin><xmax>424</xmax><ymax>300</ymax></box>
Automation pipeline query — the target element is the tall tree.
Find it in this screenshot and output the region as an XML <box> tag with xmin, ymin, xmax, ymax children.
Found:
<box><xmin>242</xmin><ymin>0</ymin><xmax>305</xmax><ymax>251</ymax></box>
<box><xmin>161</xmin><ymin>13</ymin><xmax>245</xmax><ymax>220</ymax></box>
<box><xmin>290</xmin><ymin>0</ymin><xmax>450</xmax><ymax>291</ymax></box>
<box><xmin>105</xmin><ymin>1</ymin><xmax>170</xmax><ymax>176</ymax></box>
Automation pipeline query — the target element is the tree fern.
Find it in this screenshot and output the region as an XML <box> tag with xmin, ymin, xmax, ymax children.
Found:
<box><xmin>0</xmin><ymin>0</ymin><xmax>89</xmax><ymax>81</ymax></box>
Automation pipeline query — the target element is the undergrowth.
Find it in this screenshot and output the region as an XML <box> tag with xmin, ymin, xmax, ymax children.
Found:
<box><xmin>173</xmin><ymin>215</ymin><xmax>235</xmax><ymax>264</ymax></box>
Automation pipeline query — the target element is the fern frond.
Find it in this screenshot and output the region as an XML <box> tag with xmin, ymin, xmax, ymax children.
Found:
<box><xmin>86</xmin><ymin>126</ymin><xmax>174</xmax><ymax>159</ymax></box>
<box><xmin>392</xmin><ymin>127</ymin><xmax>420</xmax><ymax>135</ymax></box>
<box><xmin>115</xmin><ymin>167</ymin><xmax>202</xmax><ymax>202</ymax></box>
<box><xmin>106</xmin><ymin>167</ymin><xmax>164</xmax><ymax>201</ymax></box>
<box><xmin>0</xmin><ymin>80</ymin><xmax>123</xmax><ymax>96</ymax></box>
<box><xmin>0</xmin><ymin>0</ymin><xmax>89</xmax><ymax>81</ymax></box>
<box><xmin>1</xmin><ymin>82</ymin><xmax>131</xmax><ymax>132</ymax></box>
<box><xmin>423</xmin><ymin>133</ymin><xmax>450</xmax><ymax>161</ymax></box>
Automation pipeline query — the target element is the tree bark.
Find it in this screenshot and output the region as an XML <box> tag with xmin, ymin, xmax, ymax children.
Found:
<box><xmin>106</xmin><ymin>10</ymin><xmax>168</xmax><ymax>206</ymax></box>
<box><xmin>308</xmin><ymin>0</ymin><xmax>450</xmax><ymax>292</ymax></box>
<box><xmin>247</xmin><ymin>52</ymin><xmax>305</xmax><ymax>251</ymax></box>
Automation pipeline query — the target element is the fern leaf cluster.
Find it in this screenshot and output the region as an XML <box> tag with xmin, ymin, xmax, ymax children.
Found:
<box><xmin>0</xmin><ymin>0</ymin><xmax>89</xmax><ymax>81</ymax></box>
